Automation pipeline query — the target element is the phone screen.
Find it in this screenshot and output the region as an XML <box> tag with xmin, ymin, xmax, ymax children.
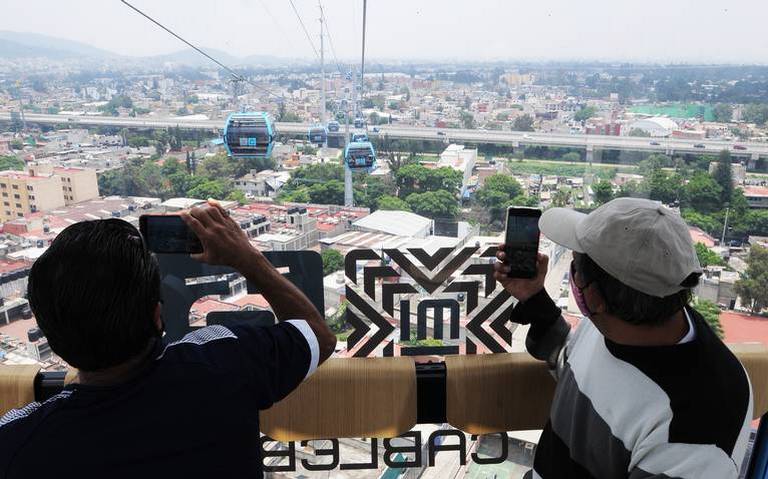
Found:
<box><xmin>504</xmin><ymin>209</ymin><xmax>541</xmax><ymax>278</ymax></box>
<box><xmin>140</xmin><ymin>215</ymin><xmax>203</xmax><ymax>254</ymax></box>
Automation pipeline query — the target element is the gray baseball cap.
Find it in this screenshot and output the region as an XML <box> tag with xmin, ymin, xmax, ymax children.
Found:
<box><xmin>539</xmin><ymin>197</ymin><xmax>702</xmax><ymax>298</ymax></box>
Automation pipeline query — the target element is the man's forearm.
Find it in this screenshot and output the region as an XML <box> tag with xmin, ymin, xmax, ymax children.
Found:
<box><xmin>510</xmin><ymin>289</ymin><xmax>570</xmax><ymax>376</ymax></box>
<box><xmin>237</xmin><ymin>250</ymin><xmax>336</xmax><ymax>359</ymax></box>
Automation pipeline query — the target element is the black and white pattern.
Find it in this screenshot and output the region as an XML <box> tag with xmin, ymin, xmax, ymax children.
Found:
<box><xmin>525</xmin><ymin>297</ymin><xmax>753</xmax><ymax>479</ymax></box>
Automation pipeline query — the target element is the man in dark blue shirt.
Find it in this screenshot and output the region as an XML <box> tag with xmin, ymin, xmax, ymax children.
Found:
<box><xmin>0</xmin><ymin>201</ymin><xmax>336</xmax><ymax>478</ymax></box>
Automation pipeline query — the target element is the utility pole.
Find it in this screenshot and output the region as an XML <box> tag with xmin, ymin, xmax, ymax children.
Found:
<box><xmin>721</xmin><ymin>206</ymin><xmax>730</xmax><ymax>246</ymax></box>
<box><xmin>319</xmin><ymin>1</ymin><xmax>326</xmax><ymax>125</ymax></box>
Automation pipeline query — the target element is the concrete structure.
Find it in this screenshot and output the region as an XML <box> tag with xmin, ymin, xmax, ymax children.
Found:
<box><xmin>352</xmin><ymin>210</ymin><xmax>433</xmax><ymax>238</ymax></box>
<box><xmin>7</xmin><ymin>113</ymin><xmax>768</xmax><ymax>160</ymax></box>
<box><xmin>696</xmin><ymin>269</ymin><xmax>739</xmax><ymax>308</ymax></box>
<box><xmin>53</xmin><ymin>167</ymin><xmax>99</xmax><ymax>205</ymax></box>
<box><xmin>0</xmin><ymin>171</ymin><xmax>65</xmax><ymax>222</ymax></box>
<box><xmin>708</xmin><ymin>162</ymin><xmax>747</xmax><ymax>185</ymax></box>
<box><xmin>438</xmin><ymin>144</ymin><xmax>477</xmax><ymax>197</ymax></box>
<box><xmin>27</xmin><ymin>163</ymin><xmax>99</xmax><ymax>205</ymax></box>
<box><xmin>744</xmin><ymin>186</ymin><xmax>768</xmax><ymax>209</ymax></box>
<box><xmin>234</xmin><ymin>170</ymin><xmax>291</xmax><ymax>198</ymax></box>
<box><xmin>626</xmin><ymin>117</ymin><xmax>678</xmax><ymax>137</ymax></box>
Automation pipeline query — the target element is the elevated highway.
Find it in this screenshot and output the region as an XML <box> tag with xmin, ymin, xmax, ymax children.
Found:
<box><xmin>2</xmin><ymin>112</ymin><xmax>765</xmax><ymax>160</ymax></box>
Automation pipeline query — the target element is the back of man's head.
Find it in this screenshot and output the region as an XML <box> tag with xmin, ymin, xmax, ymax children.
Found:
<box><xmin>540</xmin><ymin>198</ymin><xmax>704</xmax><ymax>325</ymax></box>
<box><xmin>28</xmin><ymin>219</ymin><xmax>161</xmax><ymax>371</ymax></box>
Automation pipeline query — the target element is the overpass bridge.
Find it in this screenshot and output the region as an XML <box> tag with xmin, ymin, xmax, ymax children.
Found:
<box><xmin>2</xmin><ymin>112</ymin><xmax>766</xmax><ymax>162</ymax></box>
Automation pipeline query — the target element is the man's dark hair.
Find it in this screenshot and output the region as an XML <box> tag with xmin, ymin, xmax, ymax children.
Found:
<box><xmin>28</xmin><ymin>219</ymin><xmax>161</xmax><ymax>371</ymax></box>
<box><xmin>575</xmin><ymin>253</ymin><xmax>700</xmax><ymax>326</ymax></box>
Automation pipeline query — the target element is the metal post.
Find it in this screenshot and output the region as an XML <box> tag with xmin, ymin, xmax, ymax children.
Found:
<box><xmin>344</xmin><ymin>165</ymin><xmax>354</xmax><ymax>207</ymax></box>
<box><xmin>721</xmin><ymin>207</ymin><xmax>730</xmax><ymax>246</ymax></box>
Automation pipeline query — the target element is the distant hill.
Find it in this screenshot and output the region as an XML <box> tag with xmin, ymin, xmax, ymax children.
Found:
<box><xmin>0</xmin><ymin>31</ymin><xmax>117</xmax><ymax>59</ymax></box>
<box><xmin>0</xmin><ymin>30</ymin><xmax>299</xmax><ymax>67</ymax></box>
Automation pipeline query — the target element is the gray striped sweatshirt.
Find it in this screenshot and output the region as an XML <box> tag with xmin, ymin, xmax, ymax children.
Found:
<box><xmin>514</xmin><ymin>289</ymin><xmax>753</xmax><ymax>479</ymax></box>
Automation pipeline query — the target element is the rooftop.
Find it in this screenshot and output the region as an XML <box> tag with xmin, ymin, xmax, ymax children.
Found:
<box><xmin>352</xmin><ymin>210</ymin><xmax>432</xmax><ymax>237</ymax></box>
<box><xmin>721</xmin><ymin>311</ymin><xmax>768</xmax><ymax>346</ymax></box>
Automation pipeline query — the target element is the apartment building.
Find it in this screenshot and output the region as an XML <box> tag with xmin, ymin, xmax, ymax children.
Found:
<box><xmin>0</xmin><ymin>171</ymin><xmax>65</xmax><ymax>223</ymax></box>
<box><xmin>28</xmin><ymin>164</ymin><xmax>100</xmax><ymax>206</ymax></box>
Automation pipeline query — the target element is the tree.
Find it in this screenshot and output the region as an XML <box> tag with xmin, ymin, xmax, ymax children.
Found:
<box><xmin>321</xmin><ymin>249</ymin><xmax>345</xmax><ymax>276</ymax></box>
<box><xmin>735</xmin><ymin>245</ymin><xmax>768</xmax><ymax>314</ymax></box>
<box><xmin>508</xmin><ymin>195</ymin><xmax>538</xmax><ymax>207</ymax></box>
<box><xmin>308</xmin><ymin>180</ymin><xmax>345</xmax><ymax>205</ymax></box>
<box><xmin>694</xmin><ymin>299</ymin><xmax>724</xmax><ymax>338</ymax></box>
<box><xmin>713</xmin><ymin>150</ymin><xmax>734</xmax><ymax>207</ymax></box>
<box><xmin>574</xmin><ymin>106</ymin><xmax>597</xmax><ymax>122</ymax></box>
<box><xmin>695</xmin><ymin>242</ymin><xmax>725</xmax><ymax>267</ymax></box>
<box><xmin>197</xmin><ymin>153</ymin><xmax>234</xmax><ymax>179</ymax></box>
<box><xmin>712</xmin><ymin>104</ymin><xmax>733</xmax><ymax>123</ymax></box>
<box><xmin>187</xmin><ymin>179</ymin><xmax>232</xmax><ymax>200</ymax></box>
<box><xmin>0</xmin><ymin>155</ymin><xmax>24</xmax><ymax>172</ymax></box>
<box><xmin>226</xmin><ymin>189</ymin><xmax>246</xmax><ymax>204</ymax></box>
<box><xmin>644</xmin><ymin>171</ymin><xmax>683</xmax><ymax>205</ymax></box>
<box><xmin>637</xmin><ymin>154</ymin><xmax>668</xmax><ymax>177</ymax></box>
<box><xmin>682</xmin><ymin>209</ymin><xmax>720</xmax><ymax>236</ymax></box>
<box><xmin>377</xmin><ymin>195</ymin><xmax>411</xmax><ymax>212</ymax></box>
<box><xmin>684</xmin><ymin>172</ymin><xmax>722</xmax><ymax>213</ymax></box>
<box><xmin>478</xmin><ymin>174</ymin><xmax>523</xmax><ymax>199</ymax></box>
<box><xmin>551</xmin><ymin>188</ymin><xmax>572</xmax><ymax>207</ymax></box>
<box><xmin>628</xmin><ymin>128</ymin><xmax>651</xmax><ymax>137</ymax></box>
<box><xmin>513</xmin><ymin>114</ymin><xmax>534</xmax><ymax>132</ymax></box>
<box><xmin>459</xmin><ymin>110</ymin><xmax>475</xmax><ymax>129</ymax></box>
<box><xmin>743</xmin><ymin>104</ymin><xmax>768</xmax><ymax>126</ymax></box>
<box><xmin>561</xmin><ymin>152</ymin><xmax>581</xmax><ymax>163</ymax></box>
<box><xmin>496</xmin><ymin>112</ymin><xmax>510</xmax><ymax>121</ymax></box>
<box><xmin>593</xmin><ymin>180</ymin><xmax>614</xmax><ymax>205</ymax></box>
<box><xmin>405</xmin><ymin>190</ymin><xmax>459</xmax><ymax>219</ymax></box>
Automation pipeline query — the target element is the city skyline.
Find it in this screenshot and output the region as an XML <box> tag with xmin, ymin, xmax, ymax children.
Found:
<box><xmin>1</xmin><ymin>0</ymin><xmax>768</xmax><ymax>64</ymax></box>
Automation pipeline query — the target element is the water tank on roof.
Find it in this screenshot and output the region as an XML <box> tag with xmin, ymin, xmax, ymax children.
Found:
<box><xmin>36</xmin><ymin>240</ymin><xmax>44</xmax><ymax>248</ymax></box>
<box><xmin>43</xmin><ymin>225</ymin><xmax>50</xmax><ymax>233</ymax></box>
<box><xmin>27</xmin><ymin>328</ymin><xmax>42</xmax><ymax>342</ymax></box>
<box><xmin>128</xmin><ymin>205</ymin><xmax>136</xmax><ymax>212</ymax></box>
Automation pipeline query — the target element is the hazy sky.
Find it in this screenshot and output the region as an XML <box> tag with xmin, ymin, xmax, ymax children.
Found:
<box><xmin>2</xmin><ymin>0</ymin><xmax>767</xmax><ymax>63</ymax></box>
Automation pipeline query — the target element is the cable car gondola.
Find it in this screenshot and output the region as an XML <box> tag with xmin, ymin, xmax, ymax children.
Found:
<box><xmin>327</xmin><ymin>120</ymin><xmax>340</xmax><ymax>133</ymax></box>
<box><xmin>352</xmin><ymin>132</ymin><xmax>369</xmax><ymax>143</ymax></box>
<box><xmin>344</xmin><ymin>141</ymin><xmax>377</xmax><ymax>171</ymax></box>
<box><xmin>223</xmin><ymin>112</ymin><xmax>274</xmax><ymax>159</ymax></box>
<box><xmin>353</xmin><ymin>118</ymin><xmax>365</xmax><ymax>129</ymax></box>
<box><xmin>307</xmin><ymin>125</ymin><xmax>328</xmax><ymax>145</ymax></box>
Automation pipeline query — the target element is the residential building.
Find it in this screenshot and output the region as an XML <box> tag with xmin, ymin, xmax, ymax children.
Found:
<box><xmin>0</xmin><ymin>171</ymin><xmax>65</xmax><ymax>223</ymax></box>
<box><xmin>53</xmin><ymin>167</ymin><xmax>99</xmax><ymax>205</ymax></box>
<box><xmin>234</xmin><ymin>170</ymin><xmax>291</xmax><ymax>198</ymax></box>
<box><xmin>438</xmin><ymin>144</ymin><xmax>477</xmax><ymax>197</ymax></box>
<box><xmin>743</xmin><ymin>186</ymin><xmax>768</xmax><ymax>209</ymax></box>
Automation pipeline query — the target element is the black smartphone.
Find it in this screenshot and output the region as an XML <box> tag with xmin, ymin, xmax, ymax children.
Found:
<box><xmin>504</xmin><ymin>207</ymin><xmax>542</xmax><ymax>278</ymax></box>
<box><xmin>139</xmin><ymin>215</ymin><xmax>203</xmax><ymax>254</ymax></box>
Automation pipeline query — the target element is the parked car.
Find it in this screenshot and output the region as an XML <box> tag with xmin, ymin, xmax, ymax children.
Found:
<box><xmin>734</xmin><ymin>144</ymin><xmax>748</xmax><ymax>150</ymax></box>
<box><xmin>649</xmin><ymin>141</ymin><xmax>661</xmax><ymax>146</ymax></box>
<box><xmin>693</xmin><ymin>143</ymin><xmax>706</xmax><ymax>149</ymax></box>
<box><xmin>437</xmin><ymin>131</ymin><xmax>446</xmax><ymax>136</ymax></box>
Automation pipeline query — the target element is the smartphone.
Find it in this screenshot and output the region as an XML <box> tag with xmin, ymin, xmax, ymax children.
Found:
<box><xmin>139</xmin><ymin>215</ymin><xmax>203</xmax><ymax>254</ymax></box>
<box><xmin>504</xmin><ymin>207</ymin><xmax>542</xmax><ymax>278</ymax></box>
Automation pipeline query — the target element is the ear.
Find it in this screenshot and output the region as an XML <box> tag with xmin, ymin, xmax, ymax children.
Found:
<box><xmin>153</xmin><ymin>302</ymin><xmax>162</xmax><ymax>333</ymax></box>
<box><xmin>585</xmin><ymin>284</ymin><xmax>607</xmax><ymax>314</ymax></box>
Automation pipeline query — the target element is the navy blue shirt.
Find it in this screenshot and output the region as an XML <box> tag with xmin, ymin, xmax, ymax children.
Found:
<box><xmin>0</xmin><ymin>321</ymin><xmax>318</xmax><ymax>479</ymax></box>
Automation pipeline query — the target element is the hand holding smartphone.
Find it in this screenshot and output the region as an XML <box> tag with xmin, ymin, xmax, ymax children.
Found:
<box><xmin>139</xmin><ymin>214</ymin><xmax>203</xmax><ymax>254</ymax></box>
<box><xmin>504</xmin><ymin>207</ymin><xmax>542</xmax><ymax>278</ymax></box>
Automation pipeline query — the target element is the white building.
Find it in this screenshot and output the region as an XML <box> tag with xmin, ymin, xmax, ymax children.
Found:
<box><xmin>626</xmin><ymin>117</ymin><xmax>678</xmax><ymax>137</ymax></box>
<box><xmin>352</xmin><ymin>210</ymin><xmax>433</xmax><ymax>238</ymax></box>
<box><xmin>438</xmin><ymin>144</ymin><xmax>477</xmax><ymax>197</ymax></box>
<box><xmin>234</xmin><ymin>170</ymin><xmax>291</xmax><ymax>198</ymax></box>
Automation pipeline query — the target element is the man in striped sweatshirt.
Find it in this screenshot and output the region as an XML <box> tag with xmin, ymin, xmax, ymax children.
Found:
<box><xmin>493</xmin><ymin>198</ymin><xmax>753</xmax><ymax>479</ymax></box>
